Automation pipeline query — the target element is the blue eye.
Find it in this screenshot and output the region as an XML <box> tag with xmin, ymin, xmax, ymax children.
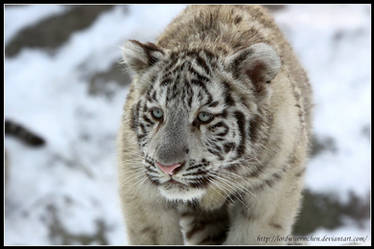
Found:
<box><xmin>151</xmin><ymin>107</ymin><xmax>163</xmax><ymax>120</ymax></box>
<box><xmin>198</xmin><ymin>111</ymin><xmax>214</xmax><ymax>123</ymax></box>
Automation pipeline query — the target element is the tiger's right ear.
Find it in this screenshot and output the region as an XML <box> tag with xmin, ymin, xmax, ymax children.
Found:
<box><xmin>121</xmin><ymin>40</ymin><xmax>164</xmax><ymax>75</ymax></box>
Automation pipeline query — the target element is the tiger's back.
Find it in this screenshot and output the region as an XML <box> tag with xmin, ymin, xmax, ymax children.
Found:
<box><xmin>118</xmin><ymin>5</ymin><xmax>312</xmax><ymax>245</ymax></box>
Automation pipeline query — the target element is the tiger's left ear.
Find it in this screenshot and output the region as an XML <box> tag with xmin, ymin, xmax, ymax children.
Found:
<box><xmin>225</xmin><ymin>43</ymin><xmax>281</xmax><ymax>98</ymax></box>
<box><xmin>121</xmin><ymin>40</ymin><xmax>164</xmax><ymax>75</ymax></box>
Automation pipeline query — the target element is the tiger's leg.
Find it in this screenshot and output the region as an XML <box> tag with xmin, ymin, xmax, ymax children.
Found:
<box><xmin>178</xmin><ymin>205</ymin><xmax>229</xmax><ymax>245</ymax></box>
<box><xmin>120</xmin><ymin>194</ymin><xmax>184</xmax><ymax>245</ymax></box>
<box><xmin>223</xmin><ymin>168</ymin><xmax>305</xmax><ymax>245</ymax></box>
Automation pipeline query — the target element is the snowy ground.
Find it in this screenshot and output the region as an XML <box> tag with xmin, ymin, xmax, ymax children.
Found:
<box><xmin>4</xmin><ymin>4</ymin><xmax>371</xmax><ymax>245</ymax></box>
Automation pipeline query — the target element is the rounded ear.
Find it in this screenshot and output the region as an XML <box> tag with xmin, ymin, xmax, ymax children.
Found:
<box><xmin>121</xmin><ymin>40</ymin><xmax>164</xmax><ymax>75</ymax></box>
<box><xmin>225</xmin><ymin>43</ymin><xmax>281</xmax><ymax>98</ymax></box>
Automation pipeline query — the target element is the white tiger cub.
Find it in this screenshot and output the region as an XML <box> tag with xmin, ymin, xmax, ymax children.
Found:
<box><xmin>117</xmin><ymin>5</ymin><xmax>312</xmax><ymax>245</ymax></box>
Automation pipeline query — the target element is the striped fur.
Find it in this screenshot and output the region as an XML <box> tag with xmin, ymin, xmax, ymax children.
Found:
<box><xmin>118</xmin><ymin>5</ymin><xmax>312</xmax><ymax>245</ymax></box>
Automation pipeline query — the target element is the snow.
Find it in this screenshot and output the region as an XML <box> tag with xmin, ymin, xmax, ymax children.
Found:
<box><xmin>311</xmin><ymin>219</ymin><xmax>371</xmax><ymax>246</ymax></box>
<box><xmin>4</xmin><ymin>4</ymin><xmax>371</xmax><ymax>246</ymax></box>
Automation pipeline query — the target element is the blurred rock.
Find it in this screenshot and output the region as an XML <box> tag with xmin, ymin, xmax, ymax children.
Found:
<box><xmin>310</xmin><ymin>134</ymin><xmax>337</xmax><ymax>157</ymax></box>
<box><xmin>87</xmin><ymin>60</ymin><xmax>132</xmax><ymax>99</ymax></box>
<box><xmin>293</xmin><ymin>189</ymin><xmax>370</xmax><ymax>235</ymax></box>
<box><xmin>5</xmin><ymin>6</ymin><xmax>120</xmax><ymax>58</ymax></box>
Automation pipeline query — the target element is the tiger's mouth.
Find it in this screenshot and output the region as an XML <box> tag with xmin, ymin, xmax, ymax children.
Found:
<box><xmin>158</xmin><ymin>177</ymin><xmax>189</xmax><ymax>190</ymax></box>
<box><xmin>157</xmin><ymin>171</ymin><xmax>212</xmax><ymax>201</ymax></box>
<box><xmin>159</xmin><ymin>173</ymin><xmax>210</xmax><ymax>189</ymax></box>
<box><xmin>165</xmin><ymin>178</ymin><xmax>186</xmax><ymax>186</ymax></box>
<box><xmin>158</xmin><ymin>179</ymin><xmax>207</xmax><ymax>201</ymax></box>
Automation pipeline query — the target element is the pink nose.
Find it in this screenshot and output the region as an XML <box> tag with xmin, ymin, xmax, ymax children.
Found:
<box><xmin>156</xmin><ymin>162</ymin><xmax>182</xmax><ymax>175</ymax></box>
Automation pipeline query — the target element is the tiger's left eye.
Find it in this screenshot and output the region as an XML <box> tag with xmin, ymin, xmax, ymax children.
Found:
<box><xmin>151</xmin><ymin>107</ymin><xmax>164</xmax><ymax>120</ymax></box>
<box><xmin>197</xmin><ymin>111</ymin><xmax>214</xmax><ymax>123</ymax></box>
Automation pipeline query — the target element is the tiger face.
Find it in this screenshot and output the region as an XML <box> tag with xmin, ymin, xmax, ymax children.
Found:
<box><xmin>122</xmin><ymin>40</ymin><xmax>280</xmax><ymax>201</ymax></box>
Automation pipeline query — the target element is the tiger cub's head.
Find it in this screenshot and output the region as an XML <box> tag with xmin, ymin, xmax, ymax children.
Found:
<box><xmin>121</xmin><ymin>40</ymin><xmax>280</xmax><ymax>201</ymax></box>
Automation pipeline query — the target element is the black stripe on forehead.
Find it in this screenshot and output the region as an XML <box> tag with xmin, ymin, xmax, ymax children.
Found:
<box><xmin>195</xmin><ymin>53</ymin><xmax>211</xmax><ymax>75</ymax></box>
<box><xmin>202</xmin><ymin>49</ymin><xmax>216</xmax><ymax>61</ymax></box>
<box><xmin>188</xmin><ymin>63</ymin><xmax>210</xmax><ymax>83</ymax></box>
<box><xmin>183</xmin><ymin>50</ymin><xmax>213</xmax><ymax>77</ymax></box>
<box><xmin>145</xmin><ymin>87</ymin><xmax>158</xmax><ymax>103</ymax></box>
<box><xmin>143</xmin><ymin>75</ymin><xmax>159</xmax><ymax>103</ymax></box>
<box><xmin>190</xmin><ymin>79</ymin><xmax>213</xmax><ymax>104</ymax></box>
<box><xmin>221</xmin><ymin>81</ymin><xmax>235</xmax><ymax>107</ymax></box>
<box><xmin>160</xmin><ymin>72</ymin><xmax>180</xmax><ymax>88</ymax></box>
<box><xmin>185</xmin><ymin>79</ymin><xmax>193</xmax><ymax>108</ymax></box>
<box><xmin>166</xmin><ymin>78</ymin><xmax>180</xmax><ymax>103</ymax></box>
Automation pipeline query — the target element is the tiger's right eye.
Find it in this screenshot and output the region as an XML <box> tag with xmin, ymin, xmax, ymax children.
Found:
<box><xmin>150</xmin><ymin>107</ymin><xmax>164</xmax><ymax>120</ymax></box>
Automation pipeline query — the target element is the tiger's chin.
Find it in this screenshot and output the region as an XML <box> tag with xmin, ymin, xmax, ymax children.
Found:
<box><xmin>158</xmin><ymin>185</ymin><xmax>206</xmax><ymax>202</ymax></box>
